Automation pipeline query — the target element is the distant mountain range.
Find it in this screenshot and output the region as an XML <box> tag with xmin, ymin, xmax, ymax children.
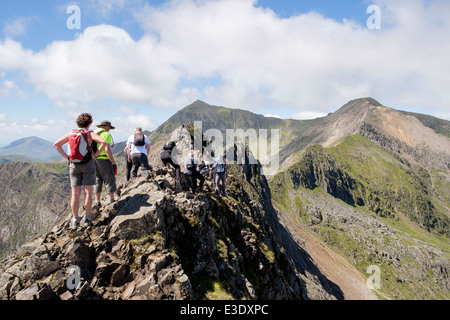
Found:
<box><xmin>150</xmin><ymin>98</ymin><xmax>450</xmax><ymax>169</ymax></box>
<box><xmin>149</xmin><ymin>98</ymin><xmax>450</xmax><ymax>299</ymax></box>
<box><xmin>0</xmin><ymin>136</ymin><xmax>61</xmax><ymax>163</ymax></box>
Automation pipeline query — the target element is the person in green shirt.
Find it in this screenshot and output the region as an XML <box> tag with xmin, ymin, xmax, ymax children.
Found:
<box><xmin>93</xmin><ymin>120</ymin><xmax>117</xmax><ymax>208</ymax></box>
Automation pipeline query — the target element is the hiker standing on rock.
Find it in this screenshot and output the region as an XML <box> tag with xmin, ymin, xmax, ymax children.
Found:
<box><xmin>127</xmin><ymin>127</ymin><xmax>153</xmax><ymax>179</ymax></box>
<box><xmin>93</xmin><ymin>120</ymin><xmax>117</xmax><ymax>208</ymax></box>
<box><xmin>53</xmin><ymin>113</ymin><xmax>108</xmax><ymax>229</ymax></box>
<box><xmin>184</xmin><ymin>151</ymin><xmax>205</xmax><ymax>194</ymax></box>
<box><xmin>160</xmin><ymin>140</ymin><xmax>181</xmax><ymax>181</ymax></box>
<box><xmin>213</xmin><ymin>154</ymin><xmax>227</xmax><ymax>197</ymax></box>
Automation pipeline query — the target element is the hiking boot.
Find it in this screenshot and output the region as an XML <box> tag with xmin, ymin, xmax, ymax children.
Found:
<box><xmin>92</xmin><ymin>201</ymin><xmax>101</xmax><ymax>210</ymax></box>
<box><xmin>84</xmin><ymin>217</ymin><xmax>93</xmax><ymax>228</ymax></box>
<box><xmin>71</xmin><ymin>217</ymin><xmax>81</xmax><ymax>230</ymax></box>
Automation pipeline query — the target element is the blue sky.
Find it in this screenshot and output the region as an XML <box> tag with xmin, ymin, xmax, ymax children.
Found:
<box><xmin>0</xmin><ymin>0</ymin><xmax>449</xmax><ymax>146</ymax></box>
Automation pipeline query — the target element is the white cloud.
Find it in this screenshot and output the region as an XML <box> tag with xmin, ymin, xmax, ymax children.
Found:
<box><xmin>292</xmin><ymin>111</ymin><xmax>328</xmax><ymax>120</ymax></box>
<box><xmin>53</xmin><ymin>100</ymin><xmax>92</xmax><ymax>119</ymax></box>
<box><xmin>263</xmin><ymin>113</ymin><xmax>281</xmax><ymax>119</ymax></box>
<box><xmin>0</xmin><ymin>0</ymin><xmax>449</xmax><ymax>118</ymax></box>
<box><xmin>11</xmin><ymin>24</ymin><xmax>199</xmax><ymax>108</ymax></box>
<box><xmin>0</xmin><ymin>113</ymin><xmax>7</xmax><ymax>124</ymax></box>
<box><xmin>111</xmin><ymin>105</ymin><xmax>159</xmax><ymax>139</ymax></box>
<box><xmin>0</xmin><ymin>72</ymin><xmax>26</xmax><ymax>98</ymax></box>
<box><xmin>0</xmin><ymin>116</ymin><xmax>70</xmax><ymax>140</ymax></box>
<box><xmin>90</xmin><ymin>0</ymin><xmax>127</xmax><ymax>16</ymax></box>
<box><xmin>0</xmin><ymin>39</ymin><xmax>32</xmax><ymax>70</ymax></box>
<box><xmin>135</xmin><ymin>0</ymin><xmax>450</xmax><ymax>113</ymax></box>
<box><xmin>3</xmin><ymin>17</ymin><xmax>32</xmax><ymax>37</ymax></box>
<box><xmin>433</xmin><ymin>112</ymin><xmax>450</xmax><ymax>121</ymax></box>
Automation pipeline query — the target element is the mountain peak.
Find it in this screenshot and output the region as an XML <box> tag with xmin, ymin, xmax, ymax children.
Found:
<box><xmin>4</xmin><ymin>136</ymin><xmax>46</xmax><ymax>148</ymax></box>
<box><xmin>182</xmin><ymin>100</ymin><xmax>215</xmax><ymax>111</ymax></box>
<box><xmin>0</xmin><ymin>136</ymin><xmax>60</xmax><ymax>161</ymax></box>
<box><xmin>150</xmin><ymin>100</ymin><xmax>283</xmax><ymax>145</ymax></box>
<box><xmin>337</xmin><ymin>97</ymin><xmax>383</xmax><ymax>113</ymax></box>
<box><xmin>354</xmin><ymin>97</ymin><xmax>382</xmax><ymax>106</ymax></box>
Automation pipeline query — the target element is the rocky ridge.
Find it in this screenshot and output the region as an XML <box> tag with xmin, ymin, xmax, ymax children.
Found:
<box><xmin>0</xmin><ymin>157</ymin><xmax>344</xmax><ymax>300</ymax></box>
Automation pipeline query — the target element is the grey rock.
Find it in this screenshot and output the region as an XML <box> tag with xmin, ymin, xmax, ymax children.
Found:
<box><xmin>16</xmin><ymin>283</ymin><xmax>40</xmax><ymax>300</ymax></box>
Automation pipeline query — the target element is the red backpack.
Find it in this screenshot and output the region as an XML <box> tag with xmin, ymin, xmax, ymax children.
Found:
<box><xmin>68</xmin><ymin>129</ymin><xmax>92</xmax><ymax>163</ymax></box>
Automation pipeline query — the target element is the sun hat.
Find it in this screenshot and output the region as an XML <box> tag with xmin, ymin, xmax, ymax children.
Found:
<box><xmin>97</xmin><ymin>120</ymin><xmax>115</xmax><ymax>130</ymax></box>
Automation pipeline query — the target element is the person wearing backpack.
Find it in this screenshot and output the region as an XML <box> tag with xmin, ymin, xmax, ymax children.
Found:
<box><xmin>53</xmin><ymin>113</ymin><xmax>108</xmax><ymax>229</ymax></box>
<box><xmin>213</xmin><ymin>155</ymin><xmax>227</xmax><ymax>197</ymax></box>
<box><xmin>93</xmin><ymin>120</ymin><xmax>117</xmax><ymax>208</ymax></box>
<box><xmin>184</xmin><ymin>152</ymin><xmax>205</xmax><ymax>194</ymax></box>
<box><xmin>160</xmin><ymin>141</ymin><xmax>181</xmax><ymax>180</ymax></box>
<box><xmin>126</xmin><ymin>127</ymin><xmax>153</xmax><ymax>179</ymax></box>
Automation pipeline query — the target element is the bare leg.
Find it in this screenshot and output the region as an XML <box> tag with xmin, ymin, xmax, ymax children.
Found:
<box><xmin>71</xmin><ymin>186</ymin><xmax>82</xmax><ymax>217</ymax></box>
<box><xmin>84</xmin><ymin>185</ymin><xmax>93</xmax><ymax>218</ymax></box>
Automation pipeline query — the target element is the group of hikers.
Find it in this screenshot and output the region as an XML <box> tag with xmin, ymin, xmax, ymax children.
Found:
<box><xmin>54</xmin><ymin>113</ymin><xmax>228</xmax><ymax>230</ymax></box>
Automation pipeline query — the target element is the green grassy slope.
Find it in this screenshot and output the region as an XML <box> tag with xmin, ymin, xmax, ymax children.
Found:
<box><xmin>270</xmin><ymin>134</ymin><xmax>450</xmax><ymax>299</ymax></box>
<box><xmin>0</xmin><ymin>162</ymin><xmax>71</xmax><ymax>259</ymax></box>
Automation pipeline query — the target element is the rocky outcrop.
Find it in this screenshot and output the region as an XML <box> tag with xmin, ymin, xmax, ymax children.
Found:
<box><xmin>288</xmin><ymin>145</ymin><xmax>362</xmax><ymax>207</ymax></box>
<box><xmin>0</xmin><ymin>161</ymin><xmax>340</xmax><ymax>300</ymax></box>
<box><xmin>286</xmin><ymin>141</ymin><xmax>449</xmax><ymax>237</ymax></box>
